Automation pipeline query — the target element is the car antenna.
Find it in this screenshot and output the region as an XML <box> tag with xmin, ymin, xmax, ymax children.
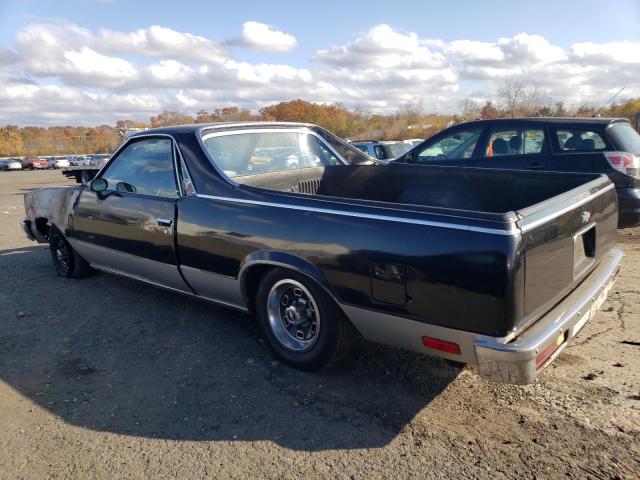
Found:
<box><xmin>592</xmin><ymin>86</ymin><xmax>626</xmax><ymax>117</ymax></box>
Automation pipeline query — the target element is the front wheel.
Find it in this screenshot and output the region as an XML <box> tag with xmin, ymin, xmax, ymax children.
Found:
<box><xmin>49</xmin><ymin>227</ymin><xmax>94</xmax><ymax>278</ymax></box>
<box><xmin>256</xmin><ymin>269</ymin><xmax>354</xmax><ymax>370</ymax></box>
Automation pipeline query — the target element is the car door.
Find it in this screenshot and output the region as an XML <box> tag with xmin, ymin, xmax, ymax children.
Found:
<box><xmin>475</xmin><ymin>124</ymin><xmax>549</xmax><ymax>171</ymax></box>
<box><xmin>408</xmin><ymin>125</ymin><xmax>486</xmax><ymax>167</ymax></box>
<box><xmin>68</xmin><ymin>136</ymin><xmax>191</xmax><ymax>293</ymax></box>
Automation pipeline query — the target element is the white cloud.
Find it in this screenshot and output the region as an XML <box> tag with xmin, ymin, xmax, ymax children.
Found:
<box><xmin>234</xmin><ymin>21</ymin><xmax>297</xmax><ymax>53</ymax></box>
<box><xmin>1</xmin><ymin>21</ymin><xmax>639</xmax><ymax>125</ymax></box>
<box><xmin>98</xmin><ymin>25</ymin><xmax>229</xmax><ymax>64</ymax></box>
<box><xmin>571</xmin><ymin>41</ymin><xmax>640</xmax><ymax>64</ymax></box>
<box><xmin>314</xmin><ymin>24</ymin><xmax>446</xmax><ymax>69</ymax></box>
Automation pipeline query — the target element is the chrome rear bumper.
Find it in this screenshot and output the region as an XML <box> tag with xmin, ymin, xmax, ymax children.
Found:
<box><xmin>475</xmin><ymin>248</ymin><xmax>622</xmax><ymax>384</ymax></box>
<box><xmin>342</xmin><ymin>248</ymin><xmax>623</xmax><ymax>385</ymax></box>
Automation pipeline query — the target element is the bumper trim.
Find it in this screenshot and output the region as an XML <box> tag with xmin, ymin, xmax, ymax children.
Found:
<box><xmin>21</xmin><ymin>220</ymin><xmax>36</xmax><ymax>241</ymax></box>
<box><xmin>475</xmin><ymin>248</ymin><xmax>623</xmax><ymax>384</ymax></box>
<box><xmin>341</xmin><ymin>248</ymin><xmax>623</xmax><ymax>385</ymax></box>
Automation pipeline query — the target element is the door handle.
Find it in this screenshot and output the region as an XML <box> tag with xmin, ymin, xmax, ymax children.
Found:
<box><xmin>528</xmin><ymin>162</ymin><xmax>543</xmax><ymax>170</ymax></box>
<box><xmin>156</xmin><ymin>218</ymin><xmax>173</xmax><ymax>227</ymax></box>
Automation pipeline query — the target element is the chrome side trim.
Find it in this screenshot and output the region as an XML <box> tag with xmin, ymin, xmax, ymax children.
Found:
<box><xmin>180</xmin><ymin>265</ymin><xmax>246</xmax><ymax>308</ymax></box>
<box><xmin>518</xmin><ymin>182</ymin><xmax>615</xmax><ymax>233</ymax></box>
<box><xmin>68</xmin><ymin>239</ymin><xmax>191</xmax><ymax>293</ymax></box>
<box><xmin>195</xmin><ymin>194</ymin><xmax>519</xmax><ymax>235</ymax></box>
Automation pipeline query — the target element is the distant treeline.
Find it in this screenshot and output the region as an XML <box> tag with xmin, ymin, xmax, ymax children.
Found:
<box><xmin>1</xmin><ymin>95</ymin><xmax>638</xmax><ymax>157</ymax></box>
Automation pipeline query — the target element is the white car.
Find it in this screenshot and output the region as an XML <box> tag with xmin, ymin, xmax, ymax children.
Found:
<box><xmin>1</xmin><ymin>159</ymin><xmax>23</xmax><ymax>171</ymax></box>
<box><xmin>53</xmin><ymin>158</ymin><xmax>70</xmax><ymax>169</ymax></box>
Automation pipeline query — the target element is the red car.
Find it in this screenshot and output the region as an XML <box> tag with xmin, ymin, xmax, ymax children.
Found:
<box><xmin>22</xmin><ymin>157</ymin><xmax>48</xmax><ymax>170</ymax></box>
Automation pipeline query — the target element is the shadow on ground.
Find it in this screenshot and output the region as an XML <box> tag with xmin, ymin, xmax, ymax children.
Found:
<box><xmin>0</xmin><ymin>246</ymin><xmax>461</xmax><ymax>451</ymax></box>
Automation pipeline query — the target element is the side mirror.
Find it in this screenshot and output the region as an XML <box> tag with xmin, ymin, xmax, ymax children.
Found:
<box><xmin>91</xmin><ymin>178</ymin><xmax>108</xmax><ymax>192</ymax></box>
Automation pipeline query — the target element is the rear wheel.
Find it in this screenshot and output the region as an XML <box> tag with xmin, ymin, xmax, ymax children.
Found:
<box><xmin>49</xmin><ymin>227</ymin><xmax>94</xmax><ymax>278</ymax></box>
<box><xmin>256</xmin><ymin>269</ymin><xmax>354</xmax><ymax>370</ymax></box>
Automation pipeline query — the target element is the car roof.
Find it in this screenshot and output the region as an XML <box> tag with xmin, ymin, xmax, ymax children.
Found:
<box><xmin>456</xmin><ymin>117</ymin><xmax>629</xmax><ymax>128</ymax></box>
<box><xmin>130</xmin><ymin>121</ymin><xmax>318</xmax><ymax>137</ymax></box>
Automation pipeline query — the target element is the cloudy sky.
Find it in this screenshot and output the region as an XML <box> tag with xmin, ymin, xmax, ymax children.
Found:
<box><xmin>0</xmin><ymin>0</ymin><xmax>639</xmax><ymax>125</ymax></box>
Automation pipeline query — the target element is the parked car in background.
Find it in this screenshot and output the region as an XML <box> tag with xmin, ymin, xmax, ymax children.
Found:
<box><xmin>68</xmin><ymin>156</ymin><xmax>92</xmax><ymax>167</ymax></box>
<box><xmin>21</xmin><ymin>157</ymin><xmax>48</xmax><ymax>170</ymax></box>
<box><xmin>47</xmin><ymin>157</ymin><xmax>71</xmax><ymax>169</ymax></box>
<box><xmin>395</xmin><ymin>118</ymin><xmax>640</xmax><ymax>228</ymax></box>
<box><xmin>89</xmin><ymin>154</ymin><xmax>110</xmax><ymax>168</ymax></box>
<box><xmin>22</xmin><ymin>122</ymin><xmax>622</xmax><ymax>384</ymax></box>
<box><xmin>0</xmin><ymin>158</ymin><xmax>23</xmax><ymax>171</ymax></box>
<box><xmin>404</xmin><ymin>138</ymin><xmax>424</xmax><ymax>147</ymax></box>
<box><xmin>350</xmin><ymin>140</ymin><xmax>413</xmax><ymax>161</ymax></box>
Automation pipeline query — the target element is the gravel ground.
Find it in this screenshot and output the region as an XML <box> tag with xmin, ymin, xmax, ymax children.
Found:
<box><xmin>0</xmin><ymin>170</ymin><xmax>638</xmax><ymax>479</ymax></box>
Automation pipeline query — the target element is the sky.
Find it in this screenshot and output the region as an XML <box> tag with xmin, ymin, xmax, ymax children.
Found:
<box><xmin>0</xmin><ymin>0</ymin><xmax>639</xmax><ymax>125</ymax></box>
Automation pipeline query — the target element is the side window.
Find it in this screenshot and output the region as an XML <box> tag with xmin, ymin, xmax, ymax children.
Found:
<box><xmin>100</xmin><ymin>138</ymin><xmax>177</xmax><ymax>198</ymax></box>
<box><xmin>486</xmin><ymin>128</ymin><xmax>545</xmax><ymax>157</ymax></box>
<box><xmin>374</xmin><ymin>146</ymin><xmax>385</xmax><ymax>160</ymax></box>
<box><xmin>555</xmin><ymin>129</ymin><xmax>606</xmax><ymax>151</ymax></box>
<box><xmin>416</xmin><ymin>127</ymin><xmax>482</xmax><ymax>162</ymax></box>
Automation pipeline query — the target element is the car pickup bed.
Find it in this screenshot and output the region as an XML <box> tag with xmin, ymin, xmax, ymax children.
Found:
<box><xmin>22</xmin><ymin>122</ymin><xmax>622</xmax><ymax>384</ymax></box>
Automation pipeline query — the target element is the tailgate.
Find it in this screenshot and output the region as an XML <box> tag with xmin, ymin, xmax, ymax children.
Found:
<box><xmin>516</xmin><ymin>176</ymin><xmax>618</xmax><ymax>327</ymax></box>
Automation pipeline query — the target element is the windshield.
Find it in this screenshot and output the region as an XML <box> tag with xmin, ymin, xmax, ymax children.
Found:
<box><xmin>202</xmin><ymin>130</ymin><xmax>343</xmax><ymax>178</ymax></box>
<box><xmin>383</xmin><ymin>143</ymin><xmax>412</xmax><ymax>158</ymax></box>
<box><xmin>608</xmin><ymin>123</ymin><xmax>640</xmax><ymax>154</ymax></box>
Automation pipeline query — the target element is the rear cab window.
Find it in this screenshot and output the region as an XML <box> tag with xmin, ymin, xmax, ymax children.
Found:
<box><xmin>201</xmin><ymin>130</ymin><xmax>342</xmax><ymax>178</ymax></box>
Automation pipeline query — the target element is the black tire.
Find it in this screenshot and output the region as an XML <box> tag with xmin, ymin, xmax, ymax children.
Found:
<box><xmin>256</xmin><ymin>268</ymin><xmax>355</xmax><ymax>370</ymax></box>
<box><xmin>49</xmin><ymin>226</ymin><xmax>95</xmax><ymax>278</ymax></box>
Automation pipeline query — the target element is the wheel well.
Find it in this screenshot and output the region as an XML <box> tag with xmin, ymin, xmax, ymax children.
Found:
<box><xmin>241</xmin><ymin>264</ymin><xmax>274</xmax><ymax>313</ymax></box>
<box><xmin>34</xmin><ymin>217</ymin><xmax>52</xmax><ymax>240</ymax></box>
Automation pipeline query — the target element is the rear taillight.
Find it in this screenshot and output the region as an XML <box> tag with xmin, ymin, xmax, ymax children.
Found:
<box><xmin>604</xmin><ymin>151</ymin><xmax>640</xmax><ymax>178</ymax></box>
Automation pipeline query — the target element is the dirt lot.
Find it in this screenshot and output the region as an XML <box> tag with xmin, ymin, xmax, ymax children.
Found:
<box><xmin>0</xmin><ymin>170</ymin><xmax>638</xmax><ymax>479</ymax></box>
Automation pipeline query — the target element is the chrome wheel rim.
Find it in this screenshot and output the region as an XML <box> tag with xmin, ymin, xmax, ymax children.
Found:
<box><xmin>267</xmin><ymin>279</ymin><xmax>320</xmax><ymax>352</ymax></box>
<box><xmin>53</xmin><ymin>237</ymin><xmax>70</xmax><ymax>274</ymax></box>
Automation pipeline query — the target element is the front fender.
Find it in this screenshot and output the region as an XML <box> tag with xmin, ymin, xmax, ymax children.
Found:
<box><xmin>23</xmin><ymin>186</ymin><xmax>82</xmax><ymax>239</ymax></box>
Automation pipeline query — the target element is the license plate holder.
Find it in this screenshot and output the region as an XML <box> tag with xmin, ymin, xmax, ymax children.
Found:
<box><xmin>573</xmin><ymin>276</ymin><xmax>614</xmax><ymax>336</ymax></box>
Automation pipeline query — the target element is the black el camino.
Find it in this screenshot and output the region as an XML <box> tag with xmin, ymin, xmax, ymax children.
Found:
<box><xmin>22</xmin><ymin>122</ymin><xmax>622</xmax><ymax>384</ymax></box>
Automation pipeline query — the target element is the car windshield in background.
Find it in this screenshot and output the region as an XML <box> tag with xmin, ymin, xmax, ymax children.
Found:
<box><xmin>202</xmin><ymin>131</ymin><xmax>342</xmax><ymax>178</ymax></box>
<box><xmin>416</xmin><ymin>127</ymin><xmax>483</xmax><ymax>162</ymax></box>
<box><xmin>384</xmin><ymin>143</ymin><xmax>412</xmax><ymax>158</ymax></box>
<box><xmin>608</xmin><ymin>123</ymin><xmax>640</xmax><ymax>154</ymax></box>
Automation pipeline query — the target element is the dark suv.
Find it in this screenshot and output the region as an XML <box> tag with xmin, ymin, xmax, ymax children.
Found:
<box><xmin>395</xmin><ymin>118</ymin><xmax>640</xmax><ymax>228</ymax></box>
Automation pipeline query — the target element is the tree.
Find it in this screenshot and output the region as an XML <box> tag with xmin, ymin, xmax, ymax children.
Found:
<box><xmin>498</xmin><ymin>80</ymin><xmax>525</xmax><ymax>118</ymax></box>
<box><xmin>480</xmin><ymin>101</ymin><xmax>501</xmax><ymax>119</ymax></box>
<box><xmin>576</xmin><ymin>104</ymin><xmax>595</xmax><ymax>117</ymax></box>
<box><xmin>458</xmin><ymin>98</ymin><xmax>480</xmax><ymax>119</ymax></box>
<box><xmin>554</xmin><ymin>101</ymin><xmax>568</xmax><ymax>117</ymax></box>
<box><xmin>0</xmin><ymin>125</ymin><xmax>24</xmax><ymax>156</ymax></box>
<box><xmin>149</xmin><ymin>111</ymin><xmax>195</xmax><ymax>128</ymax></box>
<box><xmin>498</xmin><ymin>80</ymin><xmax>544</xmax><ymax>117</ymax></box>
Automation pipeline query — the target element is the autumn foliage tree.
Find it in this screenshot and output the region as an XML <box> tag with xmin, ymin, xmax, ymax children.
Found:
<box><xmin>480</xmin><ymin>101</ymin><xmax>501</xmax><ymax>119</ymax></box>
<box><xmin>1</xmin><ymin>96</ymin><xmax>638</xmax><ymax>157</ymax></box>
